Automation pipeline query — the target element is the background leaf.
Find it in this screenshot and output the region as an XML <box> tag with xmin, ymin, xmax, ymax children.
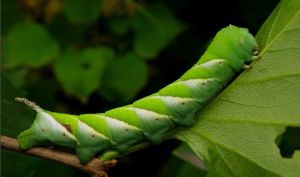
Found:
<box><xmin>54</xmin><ymin>47</ymin><xmax>114</xmax><ymax>101</ymax></box>
<box><xmin>108</xmin><ymin>16</ymin><xmax>131</xmax><ymax>36</ymax></box>
<box><xmin>176</xmin><ymin>0</ymin><xmax>300</xmax><ymax>176</ymax></box>
<box><xmin>1</xmin><ymin>0</ymin><xmax>24</xmax><ymax>35</ymax></box>
<box><xmin>64</xmin><ymin>0</ymin><xmax>101</xmax><ymax>24</ymax></box>
<box><xmin>159</xmin><ymin>156</ymin><xmax>207</xmax><ymax>177</ymax></box>
<box><xmin>132</xmin><ymin>3</ymin><xmax>185</xmax><ymax>59</ymax></box>
<box><xmin>4</xmin><ymin>68</ymin><xmax>28</xmax><ymax>89</ymax></box>
<box><xmin>99</xmin><ymin>52</ymin><xmax>148</xmax><ymax>104</ymax></box>
<box><xmin>3</xmin><ymin>21</ymin><xmax>59</xmax><ymax>67</ymax></box>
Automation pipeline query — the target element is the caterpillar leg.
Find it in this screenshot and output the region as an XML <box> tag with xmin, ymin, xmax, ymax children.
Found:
<box><xmin>253</xmin><ymin>50</ymin><xmax>259</xmax><ymax>56</ymax></box>
<box><xmin>244</xmin><ymin>47</ymin><xmax>259</xmax><ymax>69</ymax></box>
<box><xmin>243</xmin><ymin>64</ymin><xmax>252</xmax><ymax>69</ymax></box>
<box><xmin>252</xmin><ymin>47</ymin><xmax>260</xmax><ymax>60</ymax></box>
<box><xmin>252</xmin><ymin>55</ymin><xmax>260</xmax><ymax>60</ymax></box>
<box><xmin>100</xmin><ymin>151</ymin><xmax>121</xmax><ymax>162</ymax></box>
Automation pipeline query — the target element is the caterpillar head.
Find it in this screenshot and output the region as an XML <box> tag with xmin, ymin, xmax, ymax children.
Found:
<box><xmin>198</xmin><ymin>25</ymin><xmax>258</xmax><ymax>72</ymax></box>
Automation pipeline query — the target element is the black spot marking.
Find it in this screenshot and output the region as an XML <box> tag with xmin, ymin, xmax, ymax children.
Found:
<box><xmin>125</xmin><ymin>128</ymin><xmax>129</xmax><ymax>132</ymax></box>
<box><xmin>63</xmin><ymin>133</ymin><xmax>66</xmax><ymax>136</ymax></box>
<box><xmin>92</xmin><ymin>134</ymin><xmax>96</xmax><ymax>138</ymax></box>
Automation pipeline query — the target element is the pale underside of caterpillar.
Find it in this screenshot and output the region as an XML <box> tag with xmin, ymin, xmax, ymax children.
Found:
<box><xmin>17</xmin><ymin>25</ymin><xmax>258</xmax><ymax>164</ymax></box>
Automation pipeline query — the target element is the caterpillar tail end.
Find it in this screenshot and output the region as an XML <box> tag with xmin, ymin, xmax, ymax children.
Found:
<box><xmin>17</xmin><ymin>111</ymin><xmax>77</xmax><ymax>150</ymax></box>
<box><xmin>17</xmin><ymin>128</ymin><xmax>40</xmax><ymax>149</ymax></box>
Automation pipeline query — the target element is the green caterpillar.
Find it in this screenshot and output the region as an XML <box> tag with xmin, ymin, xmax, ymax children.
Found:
<box><xmin>17</xmin><ymin>25</ymin><xmax>258</xmax><ymax>164</ymax></box>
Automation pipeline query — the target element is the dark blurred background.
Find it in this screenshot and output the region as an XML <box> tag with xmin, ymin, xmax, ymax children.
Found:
<box><xmin>1</xmin><ymin>0</ymin><xmax>280</xmax><ymax>177</ymax></box>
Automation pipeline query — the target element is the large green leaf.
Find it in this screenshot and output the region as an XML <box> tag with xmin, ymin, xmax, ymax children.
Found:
<box><xmin>175</xmin><ymin>0</ymin><xmax>300</xmax><ymax>176</ymax></box>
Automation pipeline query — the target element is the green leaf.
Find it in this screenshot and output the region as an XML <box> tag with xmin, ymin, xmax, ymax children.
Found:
<box><xmin>54</xmin><ymin>47</ymin><xmax>114</xmax><ymax>101</ymax></box>
<box><xmin>1</xmin><ymin>76</ymin><xmax>82</xmax><ymax>177</ymax></box>
<box><xmin>48</xmin><ymin>14</ymin><xmax>89</xmax><ymax>46</ymax></box>
<box><xmin>108</xmin><ymin>16</ymin><xmax>131</xmax><ymax>36</ymax></box>
<box><xmin>175</xmin><ymin>0</ymin><xmax>300</xmax><ymax>176</ymax></box>
<box><xmin>99</xmin><ymin>52</ymin><xmax>148</xmax><ymax>104</ymax></box>
<box><xmin>64</xmin><ymin>0</ymin><xmax>101</xmax><ymax>24</ymax></box>
<box><xmin>172</xmin><ymin>143</ymin><xmax>207</xmax><ymax>170</ymax></box>
<box><xmin>3</xmin><ymin>68</ymin><xmax>28</xmax><ymax>89</ymax></box>
<box><xmin>1</xmin><ymin>77</ymin><xmax>35</xmax><ymax>137</ymax></box>
<box><xmin>160</xmin><ymin>156</ymin><xmax>207</xmax><ymax>177</ymax></box>
<box><xmin>132</xmin><ymin>3</ymin><xmax>185</xmax><ymax>59</ymax></box>
<box><xmin>3</xmin><ymin>21</ymin><xmax>59</xmax><ymax>67</ymax></box>
<box><xmin>1</xmin><ymin>0</ymin><xmax>24</xmax><ymax>35</ymax></box>
<box><xmin>26</xmin><ymin>77</ymin><xmax>60</xmax><ymax>110</ymax></box>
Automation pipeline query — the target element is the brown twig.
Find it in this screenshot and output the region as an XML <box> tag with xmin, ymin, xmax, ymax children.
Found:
<box><xmin>1</xmin><ymin>135</ymin><xmax>117</xmax><ymax>177</ymax></box>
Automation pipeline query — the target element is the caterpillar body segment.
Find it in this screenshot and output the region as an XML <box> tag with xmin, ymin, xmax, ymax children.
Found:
<box><xmin>17</xmin><ymin>25</ymin><xmax>258</xmax><ymax>164</ymax></box>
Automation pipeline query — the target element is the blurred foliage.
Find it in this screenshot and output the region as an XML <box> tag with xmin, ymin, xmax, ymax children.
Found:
<box><xmin>131</xmin><ymin>3</ymin><xmax>185</xmax><ymax>58</ymax></box>
<box><xmin>64</xmin><ymin>0</ymin><xmax>101</xmax><ymax>24</ymax></box>
<box><xmin>99</xmin><ymin>52</ymin><xmax>148</xmax><ymax>104</ymax></box>
<box><xmin>4</xmin><ymin>21</ymin><xmax>59</xmax><ymax>67</ymax></box>
<box><xmin>159</xmin><ymin>156</ymin><xmax>207</xmax><ymax>177</ymax></box>
<box><xmin>54</xmin><ymin>47</ymin><xmax>114</xmax><ymax>101</ymax></box>
<box><xmin>2</xmin><ymin>0</ymin><xmax>291</xmax><ymax>177</ymax></box>
<box><xmin>2</xmin><ymin>0</ymin><xmax>186</xmax><ymax>105</ymax></box>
